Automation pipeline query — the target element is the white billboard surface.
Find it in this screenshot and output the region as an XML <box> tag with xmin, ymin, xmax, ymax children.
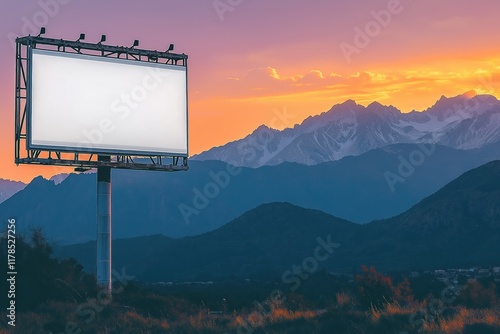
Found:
<box><xmin>29</xmin><ymin>49</ymin><xmax>187</xmax><ymax>156</ymax></box>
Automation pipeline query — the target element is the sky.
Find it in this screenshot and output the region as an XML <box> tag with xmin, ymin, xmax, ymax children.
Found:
<box><xmin>1</xmin><ymin>0</ymin><xmax>500</xmax><ymax>182</ymax></box>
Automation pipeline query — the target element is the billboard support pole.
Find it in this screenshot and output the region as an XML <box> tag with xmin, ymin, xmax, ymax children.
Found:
<box><xmin>96</xmin><ymin>155</ymin><xmax>112</xmax><ymax>295</ymax></box>
<box><xmin>13</xmin><ymin>35</ymin><xmax>189</xmax><ymax>297</ymax></box>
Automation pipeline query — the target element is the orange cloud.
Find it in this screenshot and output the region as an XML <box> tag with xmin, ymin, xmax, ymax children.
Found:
<box><xmin>204</xmin><ymin>57</ymin><xmax>500</xmax><ymax>112</ymax></box>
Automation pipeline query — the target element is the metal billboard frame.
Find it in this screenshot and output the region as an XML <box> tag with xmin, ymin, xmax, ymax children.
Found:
<box><xmin>15</xmin><ymin>34</ymin><xmax>189</xmax><ymax>172</ymax></box>
<box><xmin>14</xmin><ymin>30</ymin><xmax>190</xmax><ymax>293</ymax></box>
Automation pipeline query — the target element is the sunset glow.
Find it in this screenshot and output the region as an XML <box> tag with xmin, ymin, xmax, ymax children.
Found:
<box><xmin>1</xmin><ymin>0</ymin><xmax>500</xmax><ymax>182</ymax></box>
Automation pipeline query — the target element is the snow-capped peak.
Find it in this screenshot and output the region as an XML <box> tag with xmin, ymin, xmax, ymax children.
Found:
<box><xmin>193</xmin><ymin>93</ymin><xmax>500</xmax><ymax>167</ymax></box>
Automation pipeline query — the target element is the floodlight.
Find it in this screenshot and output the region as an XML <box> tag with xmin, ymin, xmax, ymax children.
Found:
<box><xmin>15</xmin><ymin>31</ymin><xmax>189</xmax><ymax>296</ymax></box>
<box><xmin>37</xmin><ymin>27</ymin><xmax>46</xmax><ymax>37</ymax></box>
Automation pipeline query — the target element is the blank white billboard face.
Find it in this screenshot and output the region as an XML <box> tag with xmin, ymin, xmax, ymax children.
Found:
<box><xmin>29</xmin><ymin>49</ymin><xmax>187</xmax><ymax>156</ymax></box>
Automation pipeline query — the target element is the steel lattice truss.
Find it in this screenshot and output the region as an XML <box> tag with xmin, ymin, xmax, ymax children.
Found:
<box><xmin>15</xmin><ymin>35</ymin><xmax>188</xmax><ymax>172</ymax></box>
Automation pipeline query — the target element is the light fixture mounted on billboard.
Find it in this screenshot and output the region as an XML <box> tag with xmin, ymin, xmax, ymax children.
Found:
<box><xmin>14</xmin><ymin>27</ymin><xmax>190</xmax><ymax>295</ymax></box>
<box><xmin>37</xmin><ymin>27</ymin><xmax>46</xmax><ymax>37</ymax></box>
<box><xmin>14</xmin><ymin>27</ymin><xmax>188</xmax><ymax>172</ymax></box>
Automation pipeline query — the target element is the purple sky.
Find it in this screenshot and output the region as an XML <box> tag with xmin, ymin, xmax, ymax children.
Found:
<box><xmin>1</xmin><ymin>0</ymin><xmax>500</xmax><ymax>181</ymax></box>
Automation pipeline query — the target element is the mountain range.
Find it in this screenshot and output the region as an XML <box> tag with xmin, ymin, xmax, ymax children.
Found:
<box><xmin>0</xmin><ymin>178</ymin><xmax>26</xmax><ymax>204</ymax></box>
<box><xmin>3</xmin><ymin>92</ymin><xmax>500</xmax><ymax>244</ymax></box>
<box><xmin>0</xmin><ymin>174</ymin><xmax>69</xmax><ymax>204</ymax></box>
<box><xmin>2</xmin><ymin>142</ymin><xmax>500</xmax><ymax>244</ymax></box>
<box><xmin>55</xmin><ymin>160</ymin><xmax>500</xmax><ymax>282</ymax></box>
<box><xmin>193</xmin><ymin>92</ymin><xmax>500</xmax><ymax>167</ymax></box>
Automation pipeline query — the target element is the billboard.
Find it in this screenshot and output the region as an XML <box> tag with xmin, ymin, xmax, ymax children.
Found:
<box><xmin>28</xmin><ymin>48</ymin><xmax>188</xmax><ymax>156</ymax></box>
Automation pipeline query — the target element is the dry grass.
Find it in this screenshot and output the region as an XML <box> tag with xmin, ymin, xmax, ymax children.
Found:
<box><xmin>3</xmin><ymin>294</ymin><xmax>499</xmax><ymax>334</ymax></box>
<box><xmin>370</xmin><ymin>299</ymin><xmax>417</xmax><ymax>323</ymax></box>
<box><xmin>114</xmin><ymin>310</ymin><xmax>170</xmax><ymax>331</ymax></box>
<box><xmin>226</xmin><ymin>305</ymin><xmax>319</xmax><ymax>331</ymax></box>
<box><xmin>370</xmin><ymin>305</ymin><xmax>383</xmax><ymax>322</ymax></box>
<box><xmin>185</xmin><ymin>310</ymin><xmax>222</xmax><ymax>330</ymax></box>
<box><xmin>336</xmin><ymin>290</ymin><xmax>359</xmax><ymax>311</ymax></box>
<box><xmin>336</xmin><ymin>291</ymin><xmax>353</xmax><ymax>306</ymax></box>
<box><xmin>269</xmin><ymin>307</ymin><xmax>316</xmax><ymax>322</ymax></box>
<box><xmin>365</xmin><ymin>296</ymin><xmax>500</xmax><ymax>334</ymax></box>
<box><xmin>387</xmin><ymin>301</ymin><xmax>418</xmax><ymax>316</ymax></box>
<box><xmin>425</xmin><ymin>307</ymin><xmax>500</xmax><ymax>334</ymax></box>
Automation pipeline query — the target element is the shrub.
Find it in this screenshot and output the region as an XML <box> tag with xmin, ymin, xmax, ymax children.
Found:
<box><xmin>356</xmin><ymin>266</ymin><xmax>395</xmax><ymax>308</ymax></box>
<box><xmin>460</xmin><ymin>280</ymin><xmax>497</xmax><ymax>308</ymax></box>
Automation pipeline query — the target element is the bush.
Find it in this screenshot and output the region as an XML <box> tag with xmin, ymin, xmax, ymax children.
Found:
<box><xmin>0</xmin><ymin>228</ymin><xmax>97</xmax><ymax>311</ymax></box>
<box><xmin>355</xmin><ymin>266</ymin><xmax>414</xmax><ymax>309</ymax></box>
<box><xmin>460</xmin><ymin>280</ymin><xmax>498</xmax><ymax>308</ymax></box>
<box><xmin>356</xmin><ymin>266</ymin><xmax>395</xmax><ymax>308</ymax></box>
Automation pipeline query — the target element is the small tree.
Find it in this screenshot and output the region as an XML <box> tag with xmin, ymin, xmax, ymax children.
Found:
<box><xmin>0</xmin><ymin>228</ymin><xmax>97</xmax><ymax>311</ymax></box>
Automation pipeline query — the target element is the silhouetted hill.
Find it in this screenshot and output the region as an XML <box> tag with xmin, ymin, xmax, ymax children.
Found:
<box><xmin>358</xmin><ymin>160</ymin><xmax>500</xmax><ymax>269</ymax></box>
<box><xmin>56</xmin><ymin>161</ymin><xmax>500</xmax><ymax>281</ymax></box>
<box><xmin>4</xmin><ymin>142</ymin><xmax>500</xmax><ymax>244</ymax></box>
<box><xmin>377</xmin><ymin>160</ymin><xmax>500</xmax><ymax>232</ymax></box>
<box><xmin>58</xmin><ymin>203</ymin><xmax>358</xmax><ymax>281</ymax></box>
<box><xmin>0</xmin><ymin>178</ymin><xmax>26</xmax><ymax>203</ymax></box>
